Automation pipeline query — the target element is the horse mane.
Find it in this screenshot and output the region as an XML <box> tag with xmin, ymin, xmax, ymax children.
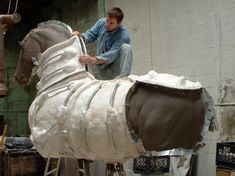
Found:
<box><xmin>20</xmin><ymin>20</ymin><xmax>72</xmax><ymax>52</ymax></box>
<box><xmin>37</xmin><ymin>20</ymin><xmax>73</xmax><ymax>34</ymax></box>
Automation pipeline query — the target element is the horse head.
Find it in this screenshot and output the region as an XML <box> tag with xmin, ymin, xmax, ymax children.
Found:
<box><xmin>15</xmin><ymin>32</ymin><xmax>41</xmax><ymax>85</ymax></box>
<box><xmin>15</xmin><ymin>20</ymin><xmax>72</xmax><ymax>86</ymax></box>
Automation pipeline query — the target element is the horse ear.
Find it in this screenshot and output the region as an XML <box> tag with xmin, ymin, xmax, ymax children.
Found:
<box><xmin>18</xmin><ymin>41</ymin><xmax>22</xmax><ymax>47</ymax></box>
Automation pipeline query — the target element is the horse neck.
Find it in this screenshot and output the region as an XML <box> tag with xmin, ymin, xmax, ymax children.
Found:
<box><xmin>36</xmin><ymin>36</ymin><xmax>94</xmax><ymax>92</ymax></box>
<box><xmin>33</xmin><ymin>27</ymin><xmax>71</xmax><ymax>52</ymax></box>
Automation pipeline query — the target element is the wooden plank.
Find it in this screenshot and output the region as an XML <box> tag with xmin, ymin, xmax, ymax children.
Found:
<box><xmin>0</xmin><ymin>148</ymin><xmax>46</xmax><ymax>176</ymax></box>
<box><xmin>217</xmin><ymin>168</ymin><xmax>235</xmax><ymax>176</ymax></box>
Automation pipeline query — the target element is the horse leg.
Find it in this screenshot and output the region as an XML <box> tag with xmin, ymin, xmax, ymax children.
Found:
<box><xmin>106</xmin><ymin>162</ymin><xmax>126</xmax><ymax>176</ymax></box>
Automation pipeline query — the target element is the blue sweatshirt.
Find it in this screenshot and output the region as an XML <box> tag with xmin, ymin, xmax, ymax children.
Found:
<box><xmin>82</xmin><ymin>18</ymin><xmax>130</xmax><ymax>68</ymax></box>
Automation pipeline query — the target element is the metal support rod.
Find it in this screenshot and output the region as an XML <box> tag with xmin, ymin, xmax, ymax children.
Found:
<box><xmin>0</xmin><ymin>13</ymin><xmax>21</xmax><ymax>98</ymax></box>
<box><xmin>0</xmin><ymin>13</ymin><xmax>21</xmax><ymax>30</ymax></box>
<box><xmin>215</xmin><ymin>103</ymin><xmax>235</xmax><ymax>106</ymax></box>
<box><xmin>0</xmin><ymin>26</ymin><xmax>7</xmax><ymax>97</ymax></box>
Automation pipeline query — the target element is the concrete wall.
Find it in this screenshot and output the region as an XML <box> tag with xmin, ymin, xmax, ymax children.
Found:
<box><xmin>50</xmin><ymin>0</ymin><xmax>100</xmax><ymax>56</ymax></box>
<box><xmin>107</xmin><ymin>0</ymin><xmax>235</xmax><ymax>175</ymax></box>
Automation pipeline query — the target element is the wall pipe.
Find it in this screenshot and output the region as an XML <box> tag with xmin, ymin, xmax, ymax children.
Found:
<box><xmin>0</xmin><ymin>13</ymin><xmax>21</xmax><ymax>98</ymax></box>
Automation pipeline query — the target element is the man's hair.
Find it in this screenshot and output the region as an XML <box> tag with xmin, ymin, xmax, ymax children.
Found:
<box><xmin>107</xmin><ymin>7</ymin><xmax>124</xmax><ymax>23</ymax></box>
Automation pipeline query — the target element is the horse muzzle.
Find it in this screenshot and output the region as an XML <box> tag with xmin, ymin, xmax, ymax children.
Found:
<box><xmin>15</xmin><ymin>73</ymin><xmax>29</xmax><ymax>86</ymax></box>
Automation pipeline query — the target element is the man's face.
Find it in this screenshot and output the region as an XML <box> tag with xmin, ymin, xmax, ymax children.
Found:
<box><xmin>105</xmin><ymin>15</ymin><xmax>120</xmax><ymax>31</ymax></box>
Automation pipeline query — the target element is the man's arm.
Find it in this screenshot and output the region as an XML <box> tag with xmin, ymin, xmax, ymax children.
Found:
<box><xmin>96</xmin><ymin>34</ymin><xmax>130</xmax><ymax>65</ymax></box>
<box><xmin>72</xmin><ymin>18</ymin><xmax>104</xmax><ymax>43</ymax></box>
<box><xmin>79</xmin><ymin>34</ymin><xmax>129</xmax><ymax>66</ymax></box>
<box><xmin>79</xmin><ymin>55</ymin><xmax>106</xmax><ymax>65</ymax></box>
<box><xmin>82</xmin><ymin>18</ymin><xmax>105</xmax><ymax>43</ymax></box>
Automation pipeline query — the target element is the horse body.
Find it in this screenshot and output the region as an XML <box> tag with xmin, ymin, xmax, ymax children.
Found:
<box><xmin>15</xmin><ymin>20</ymin><xmax>215</xmax><ymax>162</ymax></box>
<box><xmin>29</xmin><ymin>37</ymin><xmax>142</xmax><ymax>162</ymax></box>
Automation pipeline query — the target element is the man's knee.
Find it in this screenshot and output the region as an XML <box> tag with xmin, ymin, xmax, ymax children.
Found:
<box><xmin>120</xmin><ymin>43</ymin><xmax>132</xmax><ymax>52</ymax></box>
<box><xmin>116</xmin><ymin>43</ymin><xmax>133</xmax><ymax>77</ymax></box>
<box><xmin>119</xmin><ymin>43</ymin><xmax>133</xmax><ymax>59</ymax></box>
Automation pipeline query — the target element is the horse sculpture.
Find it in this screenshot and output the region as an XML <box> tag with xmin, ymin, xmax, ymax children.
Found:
<box><xmin>15</xmin><ymin>20</ymin><xmax>216</xmax><ymax>164</ymax></box>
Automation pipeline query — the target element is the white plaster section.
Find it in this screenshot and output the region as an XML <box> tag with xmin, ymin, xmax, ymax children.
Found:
<box><xmin>31</xmin><ymin>36</ymin><xmax>206</xmax><ymax>164</ymax></box>
<box><xmin>30</xmin><ymin>36</ymin><xmax>144</xmax><ymax>162</ymax></box>
<box><xmin>106</xmin><ymin>0</ymin><xmax>235</xmax><ymax>175</ymax></box>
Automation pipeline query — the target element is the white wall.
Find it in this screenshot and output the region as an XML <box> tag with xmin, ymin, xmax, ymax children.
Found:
<box><xmin>107</xmin><ymin>0</ymin><xmax>235</xmax><ymax>175</ymax></box>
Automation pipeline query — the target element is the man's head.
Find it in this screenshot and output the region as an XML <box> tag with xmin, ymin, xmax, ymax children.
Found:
<box><xmin>105</xmin><ymin>7</ymin><xmax>124</xmax><ymax>31</ymax></box>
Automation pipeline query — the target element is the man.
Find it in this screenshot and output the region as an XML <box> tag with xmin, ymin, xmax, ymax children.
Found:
<box><xmin>72</xmin><ymin>7</ymin><xmax>133</xmax><ymax>80</ymax></box>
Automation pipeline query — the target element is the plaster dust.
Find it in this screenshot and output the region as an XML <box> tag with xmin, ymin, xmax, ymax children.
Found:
<box><xmin>219</xmin><ymin>79</ymin><xmax>235</xmax><ymax>142</ymax></box>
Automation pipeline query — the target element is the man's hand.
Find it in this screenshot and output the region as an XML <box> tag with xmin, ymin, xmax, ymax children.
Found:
<box><xmin>79</xmin><ymin>55</ymin><xmax>96</xmax><ymax>64</ymax></box>
<box><xmin>79</xmin><ymin>55</ymin><xmax>106</xmax><ymax>65</ymax></box>
<box><xmin>72</xmin><ymin>31</ymin><xmax>83</xmax><ymax>37</ymax></box>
